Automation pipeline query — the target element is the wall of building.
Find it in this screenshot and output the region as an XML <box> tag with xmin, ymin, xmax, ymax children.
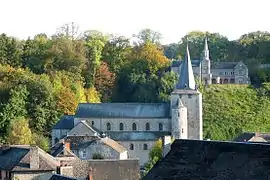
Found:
<box><xmin>75</xmin><ymin>141</ymin><xmax>121</xmax><ymax>160</ymax></box>
<box><xmin>75</xmin><ymin>117</ymin><xmax>170</xmax><ymax>132</ymax></box>
<box><xmin>51</xmin><ymin>129</ymin><xmax>70</xmax><ymax>146</ymax></box>
<box><xmin>119</xmin><ymin>140</ymin><xmax>156</xmax><ymax>166</ymax></box>
<box><xmin>12</xmin><ymin>172</ymin><xmax>54</xmax><ymax>180</ymax></box>
<box><xmin>178</xmin><ymin>92</ymin><xmax>202</xmax><ymax>140</ymax></box>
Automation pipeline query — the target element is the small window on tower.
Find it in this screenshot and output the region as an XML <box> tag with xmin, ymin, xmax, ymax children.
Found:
<box><xmin>143</xmin><ymin>144</ymin><xmax>148</xmax><ymax>150</ymax></box>
<box><xmin>188</xmin><ymin>94</ymin><xmax>192</xmax><ymax>99</ymax></box>
<box><xmin>182</xmin><ymin>128</ymin><xmax>184</xmax><ymax>134</ymax></box>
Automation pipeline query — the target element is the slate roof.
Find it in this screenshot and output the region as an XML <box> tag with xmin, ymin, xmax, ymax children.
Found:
<box><xmin>101</xmin><ymin>137</ymin><xmax>127</xmax><ymax>153</ymax></box>
<box><xmin>171</xmin><ymin>60</ymin><xmax>201</xmax><ymax>67</ymax></box>
<box><xmin>0</xmin><ymin>145</ymin><xmax>58</xmax><ymax>172</ymax></box>
<box><xmin>212</xmin><ymin>62</ymin><xmax>239</xmax><ymax>69</ymax></box>
<box><xmin>107</xmin><ymin>131</ymin><xmax>171</xmax><ymax>141</ymax></box>
<box><xmin>143</xmin><ymin>139</ymin><xmax>270</xmax><ymax>180</ymax></box>
<box><xmin>49</xmin><ymin>174</ymin><xmax>77</xmax><ymax>180</ymax></box>
<box><xmin>53</xmin><ymin>115</ymin><xmax>74</xmax><ymax>130</ymax></box>
<box><xmin>75</xmin><ymin>103</ymin><xmax>170</xmax><ymax>118</ymax></box>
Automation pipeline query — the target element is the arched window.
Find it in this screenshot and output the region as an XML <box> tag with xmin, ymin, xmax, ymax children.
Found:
<box><xmin>107</xmin><ymin>122</ymin><xmax>111</xmax><ymax>131</ymax></box>
<box><xmin>145</xmin><ymin>123</ymin><xmax>150</xmax><ymax>131</ymax></box>
<box><xmin>119</xmin><ymin>123</ymin><xmax>124</xmax><ymax>131</ymax></box>
<box><xmin>159</xmin><ymin>123</ymin><xmax>163</xmax><ymax>131</ymax></box>
<box><xmin>143</xmin><ymin>144</ymin><xmax>148</xmax><ymax>150</ymax></box>
<box><xmin>91</xmin><ymin>121</ymin><xmax>94</xmax><ymax>126</ymax></box>
<box><xmin>132</xmin><ymin>123</ymin><xmax>137</xmax><ymax>130</ymax></box>
<box><xmin>130</xmin><ymin>143</ymin><xmax>134</xmax><ymax>150</ymax></box>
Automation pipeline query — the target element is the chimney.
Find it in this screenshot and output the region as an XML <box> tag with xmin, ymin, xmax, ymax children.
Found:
<box><xmin>89</xmin><ymin>167</ymin><xmax>93</xmax><ymax>180</ymax></box>
<box><xmin>162</xmin><ymin>136</ymin><xmax>172</xmax><ymax>157</ymax></box>
<box><xmin>64</xmin><ymin>141</ymin><xmax>71</xmax><ymax>151</ymax></box>
<box><xmin>30</xmin><ymin>146</ymin><xmax>39</xmax><ymax>169</ymax></box>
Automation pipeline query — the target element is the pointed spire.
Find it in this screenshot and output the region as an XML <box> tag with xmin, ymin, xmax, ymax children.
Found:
<box><xmin>204</xmin><ymin>37</ymin><xmax>210</xmax><ymax>60</ymax></box>
<box><xmin>176</xmin><ymin>40</ymin><xmax>196</xmax><ymax>90</ymax></box>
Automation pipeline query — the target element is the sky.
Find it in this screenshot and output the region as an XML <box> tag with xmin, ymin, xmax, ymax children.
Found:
<box><xmin>1</xmin><ymin>0</ymin><xmax>270</xmax><ymax>44</ymax></box>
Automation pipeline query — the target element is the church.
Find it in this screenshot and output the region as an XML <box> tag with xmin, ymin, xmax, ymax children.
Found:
<box><xmin>171</xmin><ymin>38</ymin><xmax>250</xmax><ymax>85</ymax></box>
<box><xmin>52</xmin><ymin>43</ymin><xmax>203</xmax><ymax>166</ymax></box>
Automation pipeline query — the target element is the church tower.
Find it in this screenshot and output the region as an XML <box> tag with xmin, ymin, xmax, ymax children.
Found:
<box><xmin>171</xmin><ymin>43</ymin><xmax>203</xmax><ymax>140</ymax></box>
<box><xmin>201</xmin><ymin>37</ymin><xmax>212</xmax><ymax>85</ymax></box>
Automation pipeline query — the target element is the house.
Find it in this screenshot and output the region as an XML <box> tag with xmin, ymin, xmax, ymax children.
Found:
<box><xmin>143</xmin><ymin>139</ymin><xmax>270</xmax><ymax>180</ymax></box>
<box><xmin>0</xmin><ymin>145</ymin><xmax>59</xmax><ymax>180</ymax></box>
<box><xmin>52</xmin><ymin>42</ymin><xmax>203</xmax><ymax>166</ymax></box>
<box><xmin>52</xmin><ymin>120</ymin><xmax>128</xmax><ymax>160</ymax></box>
<box><xmin>171</xmin><ymin>38</ymin><xmax>250</xmax><ymax>85</ymax></box>
<box><xmin>233</xmin><ymin>132</ymin><xmax>270</xmax><ymax>143</ymax></box>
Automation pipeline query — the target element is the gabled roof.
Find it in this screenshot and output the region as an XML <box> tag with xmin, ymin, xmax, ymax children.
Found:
<box><xmin>75</xmin><ymin>103</ymin><xmax>170</xmax><ymax>118</ymax></box>
<box><xmin>101</xmin><ymin>137</ymin><xmax>127</xmax><ymax>153</ymax></box>
<box><xmin>53</xmin><ymin>115</ymin><xmax>74</xmax><ymax>130</ymax></box>
<box><xmin>107</xmin><ymin>131</ymin><xmax>171</xmax><ymax>141</ymax></box>
<box><xmin>0</xmin><ymin>145</ymin><xmax>59</xmax><ymax>172</ymax></box>
<box><xmin>67</xmin><ymin>120</ymin><xmax>102</xmax><ymax>137</ymax></box>
<box><xmin>144</xmin><ymin>139</ymin><xmax>270</xmax><ymax>180</ymax></box>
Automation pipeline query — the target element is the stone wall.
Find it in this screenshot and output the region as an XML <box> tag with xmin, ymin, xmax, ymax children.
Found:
<box><xmin>75</xmin><ymin>117</ymin><xmax>170</xmax><ymax>132</ymax></box>
<box><xmin>12</xmin><ymin>172</ymin><xmax>54</xmax><ymax>180</ymax></box>
<box><xmin>119</xmin><ymin>140</ymin><xmax>156</xmax><ymax>166</ymax></box>
<box><xmin>74</xmin><ymin>140</ymin><xmax>121</xmax><ymax>160</ymax></box>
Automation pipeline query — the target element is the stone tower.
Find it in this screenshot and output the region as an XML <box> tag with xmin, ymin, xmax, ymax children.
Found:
<box><xmin>171</xmin><ymin>97</ymin><xmax>187</xmax><ymax>139</ymax></box>
<box><xmin>201</xmin><ymin>37</ymin><xmax>212</xmax><ymax>85</ymax></box>
<box><xmin>171</xmin><ymin>43</ymin><xmax>203</xmax><ymax>140</ymax></box>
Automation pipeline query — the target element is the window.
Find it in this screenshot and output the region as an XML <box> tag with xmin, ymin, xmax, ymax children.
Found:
<box><xmin>188</xmin><ymin>94</ymin><xmax>192</xmax><ymax>99</ymax></box>
<box><xmin>130</xmin><ymin>144</ymin><xmax>134</xmax><ymax>150</ymax></box>
<box><xmin>81</xmin><ymin>149</ymin><xmax>87</xmax><ymax>158</ymax></box>
<box><xmin>143</xmin><ymin>144</ymin><xmax>148</xmax><ymax>150</ymax></box>
<box><xmin>91</xmin><ymin>121</ymin><xmax>94</xmax><ymax>126</ymax></box>
<box><xmin>132</xmin><ymin>123</ymin><xmax>137</xmax><ymax>130</ymax></box>
<box><xmin>145</xmin><ymin>123</ymin><xmax>150</xmax><ymax>131</ymax></box>
<box><xmin>119</xmin><ymin>123</ymin><xmax>124</xmax><ymax>131</ymax></box>
<box><xmin>107</xmin><ymin>122</ymin><xmax>111</xmax><ymax>131</ymax></box>
<box><xmin>54</xmin><ymin>138</ymin><xmax>59</xmax><ymax>144</ymax></box>
<box><xmin>182</xmin><ymin>128</ymin><xmax>184</xmax><ymax>133</ymax></box>
<box><xmin>159</xmin><ymin>123</ymin><xmax>163</xmax><ymax>131</ymax></box>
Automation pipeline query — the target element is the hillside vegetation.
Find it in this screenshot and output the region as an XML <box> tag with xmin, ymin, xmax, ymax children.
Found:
<box><xmin>203</xmin><ymin>84</ymin><xmax>270</xmax><ymax>140</ymax></box>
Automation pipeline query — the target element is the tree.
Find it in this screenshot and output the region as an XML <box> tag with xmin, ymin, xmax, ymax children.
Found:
<box><xmin>22</xmin><ymin>34</ymin><xmax>51</xmax><ymax>74</ymax></box>
<box><xmin>143</xmin><ymin>139</ymin><xmax>163</xmax><ymax>176</ymax></box>
<box><xmin>83</xmin><ymin>30</ymin><xmax>107</xmax><ymax>88</ymax></box>
<box><xmin>178</xmin><ymin>31</ymin><xmax>229</xmax><ymax>61</ymax></box>
<box><xmin>0</xmin><ymin>34</ymin><xmax>23</xmax><ymax>67</ymax></box>
<box><xmin>133</xmin><ymin>29</ymin><xmax>162</xmax><ymax>45</ymax></box>
<box><xmin>8</xmin><ymin>117</ymin><xmax>33</xmax><ymax>145</ymax></box>
<box><xmin>95</xmin><ymin>62</ymin><xmax>116</xmax><ymax>102</ymax></box>
<box><xmin>102</xmin><ymin>35</ymin><xmax>131</xmax><ymax>73</ymax></box>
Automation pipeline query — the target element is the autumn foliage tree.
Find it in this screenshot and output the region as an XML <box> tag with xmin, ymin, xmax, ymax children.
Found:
<box><xmin>95</xmin><ymin>62</ymin><xmax>116</xmax><ymax>102</ymax></box>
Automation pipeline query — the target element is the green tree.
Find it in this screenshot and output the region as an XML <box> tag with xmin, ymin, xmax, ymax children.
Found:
<box><xmin>134</xmin><ymin>29</ymin><xmax>162</xmax><ymax>45</ymax></box>
<box><xmin>83</xmin><ymin>30</ymin><xmax>107</xmax><ymax>88</ymax></box>
<box><xmin>0</xmin><ymin>33</ymin><xmax>23</xmax><ymax>67</ymax></box>
<box><xmin>8</xmin><ymin>117</ymin><xmax>33</xmax><ymax>145</ymax></box>
<box><xmin>144</xmin><ymin>139</ymin><xmax>163</xmax><ymax>176</ymax></box>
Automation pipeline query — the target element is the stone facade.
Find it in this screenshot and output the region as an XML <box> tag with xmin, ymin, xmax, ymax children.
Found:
<box><xmin>171</xmin><ymin>38</ymin><xmax>250</xmax><ymax>85</ymax></box>
<box><xmin>52</xmin><ymin>43</ymin><xmax>203</xmax><ymax>167</ymax></box>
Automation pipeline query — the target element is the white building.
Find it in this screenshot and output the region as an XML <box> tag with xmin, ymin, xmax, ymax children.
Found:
<box><xmin>52</xmin><ymin>43</ymin><xmax>203</xmax><ymax>166</ymax></box>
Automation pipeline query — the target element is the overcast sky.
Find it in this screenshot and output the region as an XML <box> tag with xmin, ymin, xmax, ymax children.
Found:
<box><xmin>1</xmin><ymin>0</ymin><xmax>269</xmax><ymax>44</ymax></box>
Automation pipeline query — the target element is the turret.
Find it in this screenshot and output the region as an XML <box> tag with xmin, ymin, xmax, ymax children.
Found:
<box><xmin>201</xmin><ymin>37</ymin><xmax>212</xmax><ymax>84</ymax></box>
<box><xmin>171</xmin><ymin>98</ymin><xmax>187</xmax><ymax>139</ymax></box>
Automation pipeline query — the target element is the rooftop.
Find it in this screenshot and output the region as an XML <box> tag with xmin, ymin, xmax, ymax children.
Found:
<box><xmin>144</xmin><ymin>139</ymin><xmax>270</xmax><ymax>180</ymax></box>
<box><xmin>75</xmin><ymin>103</ymin><xmax>170</xmax><ymax>118</ymax></box>
<box><xmin>53</xmin><ymin>115</ymin><xmax>74</xmax><ymax>130</ymax></box>
<box><xmin>0</xmin><ymin>145</ymin><xmax>59</xmax><ymax>172</ymax></box>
